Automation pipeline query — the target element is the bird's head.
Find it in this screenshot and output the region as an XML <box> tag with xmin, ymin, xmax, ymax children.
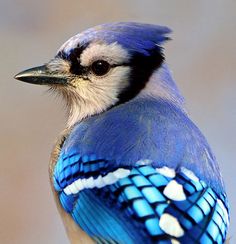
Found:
<box><xmin>15</xmin><ymin>22</ymin><xmax>172</xmax><ymax>127</ymax></box>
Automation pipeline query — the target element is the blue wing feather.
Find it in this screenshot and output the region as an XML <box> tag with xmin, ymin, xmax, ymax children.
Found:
<box><xmin>53</xmin><ymin>97</ymin><xmax>228</xmax><ymax>243</ymax></box>
<box><xmin>54</xmin><ymin>154</ymin><xmax>229</xmax><ymax>243</ymax></box>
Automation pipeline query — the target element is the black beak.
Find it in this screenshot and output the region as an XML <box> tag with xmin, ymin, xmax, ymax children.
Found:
<box><xmin>14</xmin><ymin>64</ymin><xmax>68</xmax><ymax>85</ymax></box>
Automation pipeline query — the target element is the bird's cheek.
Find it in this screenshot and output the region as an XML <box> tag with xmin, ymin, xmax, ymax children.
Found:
<box><xmin>70</xmin><ymin>77</ymin><xmax>89</xmax><ymax>88</ymax></box>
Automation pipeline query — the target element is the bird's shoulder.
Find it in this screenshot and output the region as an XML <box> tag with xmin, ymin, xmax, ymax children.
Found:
<box><xmin>59</xmin><ymin>98</ymin><xmax>224</xmax><ymax>193</ymax></box>
<box><xmin>63</xmin><ymin>98</ymin><xmax>190</xmax><ymax>156</ymax></box>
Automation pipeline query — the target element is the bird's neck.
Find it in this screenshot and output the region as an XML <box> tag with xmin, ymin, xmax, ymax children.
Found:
<box><xmin>139</xmin><ymin>62</ymin><xmax>186</xmax><ymax>112</ymax></box>
<box><xmin>65</xmin><ymin>63</ymin><xmax>185</xmax><ymax>128</ymax></box>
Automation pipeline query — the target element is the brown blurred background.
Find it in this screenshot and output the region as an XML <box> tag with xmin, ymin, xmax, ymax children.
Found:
<box><xmin>1</xmin><ymin>0</ymin><xmax>235</xmax><ymax>243</ymax></box>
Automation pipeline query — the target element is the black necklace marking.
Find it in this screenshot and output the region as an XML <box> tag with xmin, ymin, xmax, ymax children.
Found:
<box><xmin>116</xmin><ymin>48</ymin><xmax>165</xmax><ymax>105</ymax></box>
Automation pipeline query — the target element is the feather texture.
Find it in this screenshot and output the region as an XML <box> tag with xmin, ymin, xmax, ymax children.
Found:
<box><xmin>61</xmin><ymin>97</ymin><xmax>224</xmax><ymax>193</ymax></box>
<box><xmin>54</xmin><ymin>157</ymin><xmax>229</xmax><ymax>243</ymax></box>
<box><xmin>48</xmin><ymin>22</ymin><xmax>229</xmax><ymax>243</ymax></box>
<box><xmin>59</xmin><ymin>22</ymin><xmax>171</xmax><ymax>57</ymax></box>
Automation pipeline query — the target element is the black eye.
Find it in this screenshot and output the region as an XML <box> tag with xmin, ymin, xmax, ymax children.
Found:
<box><xmin>91</xmin><ymin>60</ymin><xmax>110</xmax><ymax>76</ymax></box>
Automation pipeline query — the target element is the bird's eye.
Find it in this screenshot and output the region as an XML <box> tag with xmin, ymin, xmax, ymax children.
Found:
<box><xmin>91</xmin><ymin>60</ymin><xmax>111</xmax><ymax>76</ymax></box>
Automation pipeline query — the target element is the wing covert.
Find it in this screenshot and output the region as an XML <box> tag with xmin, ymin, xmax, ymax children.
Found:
<box><xmin>53</xmin><ymin>152</ymin><xmax>229</xmax><ymax>243</ymax></box>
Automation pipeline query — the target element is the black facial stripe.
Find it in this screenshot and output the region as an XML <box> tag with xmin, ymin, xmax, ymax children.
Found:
<box><xmin>116</xmin><ymin>48</ymin><xmax>164</xmax><ymax>105</ymax></box>
<box><xmin>72</xmin><ymin>62</ymin><xmax>131</xmax><ymax>76</ymax></box>
<box><xmin>57</xmin><ymin>44</ymin><xmax>131</xmax><ymax>77</ymax></box>
<box><xmin>57</xmin><ymin>44</ymin><xmax>164</xmax><ymax>104</ymax></box>
<box><xmin>111</xmin><ymin>63</ymin><xmax>130</xmax><ymax>68</ymax></box>
<box><xmin>57</xmin><ymin>44</ymin><xmax>89</xmax><ymax>76</ymax></box>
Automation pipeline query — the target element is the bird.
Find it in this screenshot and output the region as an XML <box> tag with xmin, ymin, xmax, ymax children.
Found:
<box><xmin>15</xmin><ymin>22</ymin><xmax>229</xmax><ymax>244</ymax></box>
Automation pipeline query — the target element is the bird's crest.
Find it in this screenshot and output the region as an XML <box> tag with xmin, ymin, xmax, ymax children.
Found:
<box><xmin>60</xmin><ymin>22</ymin><xmax>172</xmax><ymax>56</ymax></box>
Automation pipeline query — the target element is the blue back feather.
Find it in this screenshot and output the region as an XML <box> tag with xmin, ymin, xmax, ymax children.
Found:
<box><xmin>62</xmin><ymin>97</ymin><xmax>224</xmax><ymax>194</ymax></box>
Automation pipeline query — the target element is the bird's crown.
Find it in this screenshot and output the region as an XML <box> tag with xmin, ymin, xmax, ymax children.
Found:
<box><xmin>58</xmin><ymin>22</ymin><xmax>171</xmax><ymax>57</ymax></box>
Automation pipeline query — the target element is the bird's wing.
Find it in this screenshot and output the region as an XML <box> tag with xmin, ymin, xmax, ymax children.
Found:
<box><xmin>49</xmin><ymin>131</ymin><xmax>94</xmax><ymax>244</ymax></box>
<box><xmin>53</xmin><ymin>151</ymin><xmax>229</xmax><ymax>244</ymax></box>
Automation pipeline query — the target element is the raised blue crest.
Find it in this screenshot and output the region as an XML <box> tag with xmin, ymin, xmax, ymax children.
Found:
<box><xmin>60</xmin><ymin>22</ymin><xmax>172</xmax><ymax>56</ymax></box>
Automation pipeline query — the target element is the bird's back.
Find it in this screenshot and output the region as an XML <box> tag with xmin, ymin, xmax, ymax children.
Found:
<box><xmin>52</xmin><ymin>97</ymin><xmax>229</xmax><ymax>243</ymax></box>
<box><xmin>62</xmin><ymin>97</ymin><xmax>224</xmax><ymax>193</ymax></box>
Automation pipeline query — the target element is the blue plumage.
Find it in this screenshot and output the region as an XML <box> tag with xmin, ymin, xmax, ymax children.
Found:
<box><xmin>61</xmin><ymin>22</ymin><xmax>171</xmax><ymax>57</ymax></box>
<box><xmin>60</xmin><ymin>97</ymin><xmax>223</xmax><ymax>193</ymax></box>
<box><xmin>15</xmin><ymin>22</ymin><xmax>229</xmax><ymax>243</ymax></box>
<box><xmin>54</xmin><ymin>22</ymin><xmax>230</xmax><ymax>243</ymax></box>
<box><xmin>54</xmin><ymin>161</ymin><xmax>228</xmax><ymax>243</ymax></box>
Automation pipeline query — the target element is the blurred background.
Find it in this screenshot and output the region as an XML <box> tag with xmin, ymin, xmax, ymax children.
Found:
<box><xmin>1</xmin><ymin>0</ymin><xmax>235</xmax><ymax>243</ymax></box>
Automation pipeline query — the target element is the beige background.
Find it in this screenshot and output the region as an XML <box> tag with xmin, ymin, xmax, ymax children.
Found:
<box><xmin>1</xmin><ymin>0</ymin><xmax>235</xmax><ymax>243</ymax></box>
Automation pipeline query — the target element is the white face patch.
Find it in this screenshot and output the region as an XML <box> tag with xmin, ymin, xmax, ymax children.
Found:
<box><xmin>52</xmin><ymin>42</ymin><xmax>132</xmax><ymax>127</ymax></box>
<box><xmin>65</xmin><ymin>65</ymin><xmax>130</xmax><ymax>127</ymax></box>
<box><xmin>159</xmin><ymin>213</ymin><xmax>184</xmax><ymax>237</ymax></box>
<box><xmin>80</xmin><ymin>42</ymin><xmax>130</xmax><ymax>67</ymax></box>
<box><xmin>63</xmin><ymin>168</ymin><xmax>130</xmax><ymax>195</ymax></box>
<box><xmin>163</xmin><ymin>180</ymin><xmax>186</xmax><ymax>201</ymax></box>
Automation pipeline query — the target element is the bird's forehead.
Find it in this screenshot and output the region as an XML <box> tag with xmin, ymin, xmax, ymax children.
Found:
<box><xmin>58</xmin><ymin>22</ymin><xmax>171</xmax><ymax>57</ymax></box>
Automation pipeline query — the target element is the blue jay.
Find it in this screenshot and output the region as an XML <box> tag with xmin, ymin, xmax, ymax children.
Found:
<box><xmin>15</xmin><ymin>22</ymin><xmax>229</xmax><ymax>243</ymax></box>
